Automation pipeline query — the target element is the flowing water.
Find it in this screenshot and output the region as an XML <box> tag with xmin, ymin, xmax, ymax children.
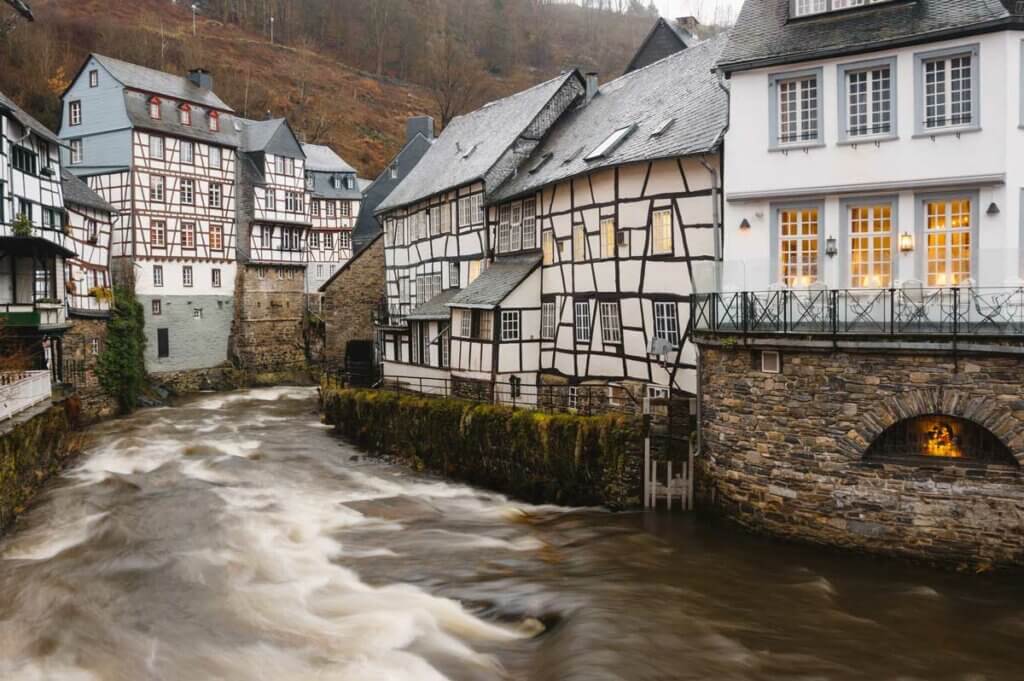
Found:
<box><xmin>1</xmin><ymin>387</ymin><xmax>1022</xmax><ymax>681</ymax></box>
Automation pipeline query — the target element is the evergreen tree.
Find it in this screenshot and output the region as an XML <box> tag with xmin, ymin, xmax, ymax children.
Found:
<box><xmin>96</xmin><ymin>286</ymin><xmax>147</xmax><ymax>414</ymax></box>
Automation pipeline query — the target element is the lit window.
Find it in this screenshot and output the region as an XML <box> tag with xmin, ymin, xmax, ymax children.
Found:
<box><xmin>468</xmin><ymin>260</ymin><xmax>482</xmax><ymax>284</ymax></box>
<box><xmin>599</xmin><ymin>301</ymin><xmax>621</xmax><ymax>343</ymax></box>
<box><xmin>585</xmin><ymin>125</ymin><xmax>635</xmax><ymax>161</ymax></box>
<box><xmin>575</xmin><ymin>301</ymin><xmax>591</xmax><ymax>343</ymax></box>
<box><xmin>779</xmin><ymin>206</ymin><xmax>820</xmax><ymax>287</ymax></box>
<box><xmin>600</xmin><ymin>217</ymin><xmax>616</xmax><ymax>258</ymax></box>
<box><xmin>653</xmin><ymin>302</ymin><xmax>679</xmax><ymax>346</ymax></box>
<box><xmin>501</xmin><ymin>311</ymin><xmax>520</xmax><ymax>341</ymax></box>
<box><xmin>70</xmin><ymin>139</ymin><xmax>83</xmax><ymax>165</ymax></box>
<box><xmin>542</xmin><ymin>231</ymin><xmax>555</xmax><ymax>265</ymax></box>
<box><xmin>183</xmin><ymin>265</ymin><xmax>193</xmax><ymax>287</ymax></box>
<box><xmin>69</xmin><ymin>101</ymin><xmax>82</xmax><ymax>126</ymax></box>
<box><xmin>847</xmin><ymin>203</ymin><xmax>892</xmax><ymax>288</ymax></box>
<box><xmin>181</xmin><ymin>222</ymin><xmax>196</xmax><ymax>249</ymax></box>
<box><xmin>573</xmin><ymin>225</ymin><xmax>586</xmax><ymax>262</ymax></box>
<box><xmin>541</xmin><ymin>302</ymin><xmax>556</xmax><ymax>340</ymax></box>
<box><xmin>651</xmin><ymin>208</ymin><xmax>672</xmax><ymax>255</ymax></box>
<box><xmin>925</xmin><ymin>197</ymin><xmax>972</xmax><ymax>287</ymax></box>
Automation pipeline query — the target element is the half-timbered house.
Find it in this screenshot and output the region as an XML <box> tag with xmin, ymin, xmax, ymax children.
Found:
<box><xmin>375</xmin><ymin>72</ymin><xmax>586</xmax><ymax>387</ymax></box>
<box><xmin>302</xmin><ymin>143</ymin><xmax>360</xmax><ymax>295</ymax></box>
<box><xmin>231</xmin><ymin>117</ymin><xmax>311</xmax><ymax>370</ymax></box>
<box><xmin>0</xmin><ymin>90</ymin><xmax>73</xmax><ymax>381</ymax></box>
<box><xmin>59</xmin><ymin>55</ymin><xmax>239</xmax><ymax>375</ymax></box>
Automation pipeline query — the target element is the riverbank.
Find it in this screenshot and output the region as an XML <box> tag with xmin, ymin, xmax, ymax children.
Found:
<box><xmin>320</xmin><ymin>384</ymin><xmax>645</xmax><ymax>509</ymax></box>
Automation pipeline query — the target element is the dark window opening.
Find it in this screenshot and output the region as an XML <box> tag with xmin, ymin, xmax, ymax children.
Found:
<box><xmin>157</xmin><ymin>328</ymin><xmax>170</xmax><ymax>358</ymax></box>
<box><xmin>865</xmin><ymin>415</ymin><xmax>1017</xmax><ymax>466</ymax></box>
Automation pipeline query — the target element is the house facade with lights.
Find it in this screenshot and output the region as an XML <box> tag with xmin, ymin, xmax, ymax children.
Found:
<box><xmin>375</xmin><ymin>36</ymin><xmax>728</xmax><ymax>408</ymax></box>
<box><xmin>59</xmin><ymin>54</ymin><xmax>239</xmax><ymax>375</ymax></box>
<box><xmin>694</xmin><ymin>0</ymin><xmax>1024</xmax><ymax>568</ymax></box>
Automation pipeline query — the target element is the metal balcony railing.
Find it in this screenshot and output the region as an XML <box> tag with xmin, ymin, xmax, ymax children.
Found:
<box><xmin>692</xmin><ymin>286</ymin><xmax>1024</xmax><ymax>339</ymax></box>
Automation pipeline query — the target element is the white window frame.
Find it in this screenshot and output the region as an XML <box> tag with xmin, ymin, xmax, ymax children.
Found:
<box><xmin>574</xmin><ymin>301</ymin><xmax>591</xmax><ymax>343</ymax></box>
<box><xmin>89</xmin><ymin>70</ymin><xmax>98</xmax><ymax>87</ymax></box>
<box><xmin>915</xmin><ymin>191</ymin><xmax>978</xmax><ymax>287</ymax></box>
<box><xmin>791</xmin><ymin>0</ymin><xmax>891</xmax><ymax>18</ymax></box>
<box><xmin>914</xmin><ymin>44</ymin><xmax>980</xmax><ymax>136</ymax></box>
<box><xmin>209</xmin><ymin>146</ymin><xmax>222</xmax><ymax>169</ymax></box>
<box><xmin>180</xmin><ymin>178</ymin><xmax>194</xmax><ymax>205</ymax></box>
<box><xmin>599</xmin><ymin>301</ymin><xmax>622</xmax><ymax>344</ymax></box>
<box><xmin>69</xmin><ymin>101</ymin><xmax>82</xmax><ymax>126</ymax></box>
<box><xmin>542</xmin><ymin>231</ymin><xmax>555</xmax><ymax>265</ymax></box>
<box><xmin>153</xmin><ymin>265</ymin><xmax>163</xmax><ymax>287</ymax></box>
<box><xmin>585</xmin><ymin>124</ymin><xmax>635</xmax><ymax>161</ymax></box>
<box><xmin>209</xmin><ymin>183</ymin><xmax>222</xmax><ymax>209</ymax></box>
<box><xmin>837</xmin><ymin>57</ymin><xmax>897</xmax><ymax>143</ymax></box>
<box><xmin>150</xmin><ymin>221</ymin><xmax>166</xmax><ymax>248</ymax></box>
<box><xmin>181</xmin><ymin>140</ymin><xmax>194</xmax><ymax>164</ymax></box>
<box><xmin>839</xmin><ymin>196</ymin><xmax>897</xmax><ymax>289</ymax></box>
<box><xmin>500</xmin><ymin>311</ymin><xmax>520</xmax><ymax>342</ymax></box>
<box><xmin>70</xmin><ymin>139</ymin><xmax>83</xmax><ymax>165</ymax></box>
<box><xmin>183</xmin><ymin>265</ymin><xmax>194</xmax><ymax>288</ymax></box>
<box><xmin>653</xmin><ymin>302</ymin><xmax>680</xmax><ymax>347</ymax></box>
<box><xmin>181</xmin><ymin>222</ymin><xmax>196</xmax><ymax>249</ymax></box>
<box><xmin>771</xmin><ymin>201</ymin><xmax>824</xmax><ymax>287</ymax></box>
<box><xmin>541</xmin><ymin>301</ymin><xmax>556</xmax><ymax>340</ymax></box>
<box><xmin>498</xmin><ymin>204</ymin><xmax>512</xmax><ymax>253</ymax></box>
<box><xmin>769</xmin><ymin>68</ymin><xmax>824</xmax><ymax>149</ymax></box>
<box><xmin>651</xmin><ymin>208</ymin><xmax>673</xmax><ymax>255</ymax></box>
<box><xmin>149</xmin><ymin>135</ymin><xmax>165</xmax><ymax>160</ymax></box>
<box><xmin>459</xmin><ymin>309</ymin><xmax>472</xmax><ymax>338</ymax></box>
<box><xmin>212</xmin><ymin>268</ymin><xmax>222</xmax><ymax>288</ymax></box>
<box><xmin>210</xmin><ymin>224</ymin><xmax>223</xmax><ymax>251</ymax></box>
<box><xmin>600</xmin><ymin>217</ymin><xmax>617</xmax><ymax>259</ymax></box>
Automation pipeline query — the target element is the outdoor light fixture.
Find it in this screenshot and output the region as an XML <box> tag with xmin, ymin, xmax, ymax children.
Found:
<box><xmin>739</xmin><ymin>218</ymin><xmax>751</xmax><ymax>231</ymax></box>
<box><xmin>987</xmin><ymin>202</ymin><xmax>1000</xmax><ymax>216</ymax></box>
<box><xmin>825</xmin><ymin>236</ymin><xmax>837</xmax><ymax>257</ymax></box>
<box><xmin>899</xmin><ymin>231</ymin><xmax>914</xmax><ymax>253</ymax></box>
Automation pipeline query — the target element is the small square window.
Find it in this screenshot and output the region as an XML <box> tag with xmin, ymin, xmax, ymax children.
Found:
<box><xmin>761</xmin><ymin>350</ymin><xmax>781</xmax><ymax>374</ymax></box>
<box><xmin>193</xmin><ymin>308</ymin><xmax>203</xmax><ymax>320</ymax></box>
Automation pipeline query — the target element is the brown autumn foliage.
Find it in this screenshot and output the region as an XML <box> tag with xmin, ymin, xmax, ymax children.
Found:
<box><xmin>0</xmin><ymin>0</ymin><xmax>659</xmax><ymax>176</ymax></box>
<box><xmin>0</xmin><ymin>321</ymin><xmax>32</xmax><ymax>373</ymax></box>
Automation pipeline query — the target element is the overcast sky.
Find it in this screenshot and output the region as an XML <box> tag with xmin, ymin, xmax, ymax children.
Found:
<box><xmin>653</xmin><ymin>0</ymin><xmax>745</xmax><ymax>24</ymax></box>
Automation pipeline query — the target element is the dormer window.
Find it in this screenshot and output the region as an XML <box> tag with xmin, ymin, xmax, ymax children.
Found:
<box><xmin>792</xmin><ymin>0</ymin><xmax>891</xmax><ymax>18</ymax></box>
<box><xmin>208</xmin><ymin>110</ymin><xmax>220</xmax><ymax>132</ymax></box>
<box><xmin>148</xmin><ymin>97</ymin><xmax>161</xmax><ymax>120</ymax></box>
<box><xmin>179</xmin><ymin>103</ymin><xmax>192</xmax><ymax>126</ymax></box>
<box><xmin>331</xmin><ymin>175</ymin><xmax>341</xmax><ymax>189</ymax></box>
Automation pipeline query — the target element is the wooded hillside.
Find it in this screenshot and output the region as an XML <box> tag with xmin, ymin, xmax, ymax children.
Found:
<box><xmin>0</xmin><ymin>0</ymin><xmax>660</xmax><ymax>176</ymax></box>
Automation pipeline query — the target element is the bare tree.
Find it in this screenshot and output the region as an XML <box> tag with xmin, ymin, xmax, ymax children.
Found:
<box><xmin>424</xmin><ymin>2</ymin><xmax>487</xmax><ymax>128</ymax></box>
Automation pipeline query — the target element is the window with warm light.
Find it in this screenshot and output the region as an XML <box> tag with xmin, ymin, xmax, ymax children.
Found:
<box><xmin>573</xmin><ymin>225</ymin><xmax>586</xmax><ymax>262</ymax></box>
<box><xmin>779</xmin><ymin>207</ymin><xmax>820</xmax><ymax>287</ymax></box>
<box><xmin>601</xmin><ymin>217</ymin><xmax>616</xmax><ymax>258</ymax></box>
<box><xmin>925</xmin><ymin>197</ymin><xmax>972</xmax><ymax>286</ymax></box>
<box><xmin>848</xmin><ymin>203</ymin><xmax>892</xmax><ymax>288</ymax></box>
<box><xmin>542</xmin><ymin>231</ymin><xmax>555</xmax><ymax>265</ymax></box>
<box><xmin>651</xmin><ymin>208</ymin><xmax>673</xmax><ymax>255</ymax></box>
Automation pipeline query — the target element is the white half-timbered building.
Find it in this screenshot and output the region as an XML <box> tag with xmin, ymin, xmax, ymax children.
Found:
<box><xmin>375</xmin><ymin>72</ymin><xmax>586</xmax><ymax>388</ymax></box>
<box><xmin>0</xmin><ymin>90</ymin><xmax>73</xmax><ymax>380</ymax></box>
<box><xmin>375</xmin><ymin>34</ymin><xmax>728</xmax><ymax>406</ymax></box>
<box><xmin>302</xmin><ymin>143</ymin><xmax>360</xmax><ymax>294</ymax></box>
<box><xmin>59</xmin><ymin>55</ymin><xmax>239</xmax><ymax>373</ymax></box>
<box><xmin>61</xmin><ymin>168</ymin><xmax>114</xmax><ymax>317</ymax></box>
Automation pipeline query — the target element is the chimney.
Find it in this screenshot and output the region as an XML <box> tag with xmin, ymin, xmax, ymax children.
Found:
<box><xmin>675</xmin><ymin>15</ymin><xmax>700</xmax><ymax>36</ymax></box>
<box><xmin>188</xmin><ymin>68</ymin><xmax>213</xmax><ymax>91</ymax></box>
<box><xmin>406</xmin><ymin>116</ymin><xmax>435</xmax><ymax>143</ymax></box>
<box><xmin>585</xmin><ymin>72</ymin><xmax>599</xmax><ymax>105</ymax></box>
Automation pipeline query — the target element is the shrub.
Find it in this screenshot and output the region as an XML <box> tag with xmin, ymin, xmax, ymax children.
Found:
<box><xmin>96</xmin><ymin>286</ymin><xmax>147</xmax><ymax>413</ymax></box>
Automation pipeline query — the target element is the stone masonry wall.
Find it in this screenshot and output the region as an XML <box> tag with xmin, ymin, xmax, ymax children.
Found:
<box><xmin>63</xmin><ymin>317</ymin><xmax>117</xmax><ymax>422</ymax></box>
<box><xmin>321</xmin><ymin>236</ymin><xmax>384</xmax><ymax>367</ymax></box>
<box><xmin>231</xmin><ymin>264</ymin><xmax>307</xmax><ymax>371</ymax></box>
<box><xmin>697</xmin><ymin>343</ymin><xmax>1024</xmax><ymax>569</ymax></box>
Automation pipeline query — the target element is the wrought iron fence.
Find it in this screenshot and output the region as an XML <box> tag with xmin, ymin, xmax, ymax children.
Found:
<box><xmin>692</xmin><ymin>287</ymin><xmax>1024</xmax><ymax>338</ymax></box>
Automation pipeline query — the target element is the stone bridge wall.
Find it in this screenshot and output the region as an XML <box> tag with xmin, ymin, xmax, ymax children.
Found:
<box><xmin>697</xmin><ymin>344</ymin><xmax>1024</xmax><ymax>569</ymax></box>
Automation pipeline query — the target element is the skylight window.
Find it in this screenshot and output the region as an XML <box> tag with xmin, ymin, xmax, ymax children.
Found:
<box><xmin>793</xmin><ymin>0</ymin><xmax>891</xmax><ymax>18</ymax></box>
<box><xmin>584</xmin><ymin>125</ymin><xmax>636</xmax><ymax>162</ymax></box>
<box><xmin>650</xmin><ymin>118</ymin><xmax>676</xmax><ymax>138</ymax></box>
<box><xmin>529</xmin><ymin>152</ymin><xmax>553</xmax><ymax>174</ymax></box>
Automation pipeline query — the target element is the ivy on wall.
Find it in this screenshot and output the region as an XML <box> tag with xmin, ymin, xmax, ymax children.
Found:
<box><xmin>96</xmin><ymin>286</ymin><xmax>147</xmax><ymax>413</ymax></box>
<box><xmin>321</xmin><ymin>386</ymin><xmax>645</xmax><ymax>509</ymax></box>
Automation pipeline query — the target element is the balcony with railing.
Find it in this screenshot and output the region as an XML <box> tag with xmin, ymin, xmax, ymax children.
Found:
<box><xmin>0</xmin><ymin>300</ymin><xmax>68</xmax><ymax>331</ymax></box>
<box><xmin>66</xmin><ymin>291</ymin><xmax>112</xmax><ymax>318</ymax></box>
<box><xmin>0</xmin><ymin>370</ymin><xmax>52</xmax><ymax>423</ymax></box>
<box><xmin>692</xmin><ymin>286</ymin><xmax>1024</xmax><ymax>346</ymax></box>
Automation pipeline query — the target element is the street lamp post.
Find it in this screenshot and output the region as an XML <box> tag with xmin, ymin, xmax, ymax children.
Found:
<box><xmin>191</xmin><ymin>3</ymin><xmax>198</xmax><ymax>36</ymax></box>
<box><xmin>270</xmin><ymin>16</ymin><xmax>275</xmax><ymax>44</ymax></box>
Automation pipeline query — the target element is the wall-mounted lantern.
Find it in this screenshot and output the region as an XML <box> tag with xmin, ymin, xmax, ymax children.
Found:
<box><xmin>739</xmin><ymin>218</ymin><xmax>751</xmax><ymax>231</ymax></box>
<box><xmin>825</xmin><ymin>236</ymin><xmax>838</xmax><ymax>258</ymax></box>
<box><xmin>899</xmin><ymin>231</ymin><xmax>914</xmax><ymax>253</ymax></box>
<box><xmin>987</xmin><ymin>202</ymin><xmax>1000</xmax><ymax>216</ymax></box>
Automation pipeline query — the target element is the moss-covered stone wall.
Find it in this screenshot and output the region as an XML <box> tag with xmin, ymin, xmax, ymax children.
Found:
<box><xmin>0</xmin><ymin>400</ymin><xmax>80</xmax><ymax>532</ymax></box>
<box><xmin>321</xmin><ymin>386</ymin><xmax>645</xmax><ymax>509</ymax></box>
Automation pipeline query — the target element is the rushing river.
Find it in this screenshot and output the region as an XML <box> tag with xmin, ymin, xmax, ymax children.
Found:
<box><xmin>1</xmin><ymin>387</ymin><xmax>1022</xmax><ymax>680</ymax></box>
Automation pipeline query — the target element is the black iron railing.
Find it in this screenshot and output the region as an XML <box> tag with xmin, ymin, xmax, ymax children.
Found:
<box><xmin>692</xmin><ymin>287</ymin><xmax>1024</xmax><ymax>338</ymax></box>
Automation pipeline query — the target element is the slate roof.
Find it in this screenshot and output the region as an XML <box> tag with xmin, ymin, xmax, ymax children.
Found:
<box><xmin>0</xmin><ymin>90</ymin><xmax>61</xmax><ymax>146</ymax></box>
<box><xmin>407</xmin><ymin>288</ymin><xmax>462</xmax><ymax>320</ymax></box>
<box><xmin>241</xmin><ymin>118</ymin><xmax>287</xmax><ymax>152</ymax></box>
<box><xmin>317</xmin><ymin>231</ymin><xmax>383</xmax><ymax>292</ymax></box>
<box><xmin>624</xmin><ymin>17</ymin><xmax>694</xmax><ymax>73</ymax></box>
<box><xmin>375</xmin><ymin>71</ymin><xmax>581</xmax><ymax>214</ymax></box>
<box><xmin>124</xmin><ymin>90</ymin><xmax>241</xmax><ymax>147</ymax></box>
<box><xmin>492</xmin><ymin>33</ymin><xmax>729</xmax><ymax>202</ymax></box>
<box><xmin>446</xmin><ymin>254</ymin><xmax>542</xmax><ymax>309</ymax></box>
<box><xmin>61</xmin><ymin>169</ymin><xmax>115</xmax><ymax>213</ymax></box>
<box><xmin>92</xmin><ymin>54</ymin><xmax>232</xmax><ymax>110</ymax></box>
<box><xmin>302</xmin><ymin>143</ymin><xmax>356</xmax><ymax>173</ymax></box>
<box><xmin>718</xmin><ymin>0</ymin><xmax>1020</xmax><ymax>74</ymax></box>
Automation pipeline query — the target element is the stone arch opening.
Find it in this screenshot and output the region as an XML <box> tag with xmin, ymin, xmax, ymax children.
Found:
<box><xmin>865</xmin><ymin>415</ymin><xmax>1018</xmax><ymax>466</ymax></box>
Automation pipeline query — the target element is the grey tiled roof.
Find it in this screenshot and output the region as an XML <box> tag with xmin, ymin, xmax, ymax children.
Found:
<box><xmin>624</xmin><ymin>17</ymin><xmax>695</xmax><ymax>73</ymax></box>
<box><xmin>61</xmin><ymin>169</ymin><xmax>114</xmax><ymax>213</ymax></box>
<box><xmin>302</xmin><ymin>143</ymin><xmax>356</xmax><ymax>173</ymax></box>
<box><xmin>492</xmin><ymin>34</ymin><xmax>729</xmax><ymax>202</ymax></box>
<box><xmin>93</xmin><ymin>54</ymin><xmax>232</xmax><ymax>110</ymax></box>
<box><xmin>0</xmin><ymin>90</ymin><xmax>61</xmax><ymax>146</ymax></box>
<box><xmin>407</xmin><ymin>288</ymin><xmax>461</xmax><ymax>320</ymax></box>
<box><xmin>376</xmin><ymin>72</ymin><xmax>580</xmax><ymax>214</ymax></box>
<box><xmin>124</xmin><ymin>90</ymin><xmax>241</xmax><ymax>147</ymax></box>
<box><xmin>241</xmin><ymin>118</ymin><xmax>286</xmax><ymax>152</ymax></box>
<box><xmin>718</xmin><ymin>0</ymin><xmax>1017</xmax><ymax>73</ymax></box>
<box><xmin>446</xmin><ymin>254</ymin><xmax>541</xmax><ymax>309</ymax></box>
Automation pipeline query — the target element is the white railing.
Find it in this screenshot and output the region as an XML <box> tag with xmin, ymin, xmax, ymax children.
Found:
<box><xmin>0</xmin><ymin>370</ymin><xmax>52</xmax><ymax>422</ymax></box>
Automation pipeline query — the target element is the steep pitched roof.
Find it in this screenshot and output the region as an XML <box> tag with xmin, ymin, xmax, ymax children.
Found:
<box><xmin>375</xmin><ymin>71</ymin><xmax>582</xmax><ymax>214</ymax></box>
<box><xmin>493</xmin><ymin>33</ymin><xmax>729</xmax><ymax>202</ymax></box>
<box><xmin>240</xmin><ymin>118</ymin><xmax>305</xmax><ymax>157</ymax></box>
<box><xmin>446</xmin><ymin>254</ymin><xmax>542</xmax><ymax>309</ymax></box>
<box><xmin>123</xmin><ymin>90</ymin><xmax>241</xmax><ymax>147</ymax></box>
<box><xmin>0</xmin><ymin>90</ymin><xmax>61</xmax><ymax>146</ymax></box>
<box><xmin>354</xmin><ymin>132</ymin><xmax>434</xmax><ymax>247</ymax></box>
<box><xmin>624</xmin><ymin>17</ymin><xmax>694</xmax><ymax>73</ymax></box>
<box><xmin>718</xmin><ymin>0</ymin><xmax>1017</xmax><ymax>74</ymax></box>
<box><xmin>407</xmin><ymin>288</ymin><xmax>461</xmax><ymax>320</ymax></box>
<box><xmin>61</xmin><ymin>169</ymin><xmax>115</xmax><ymax>213</ymax></box>
<box><xmin>302</xmin><ymin>143</ymin><xmax>356</xmax><ymax>173</ymax></box>
<box><xmin>91</xmin><ymin>54</ymin><xmax>232</xmax><ymax>110</ymax></box>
